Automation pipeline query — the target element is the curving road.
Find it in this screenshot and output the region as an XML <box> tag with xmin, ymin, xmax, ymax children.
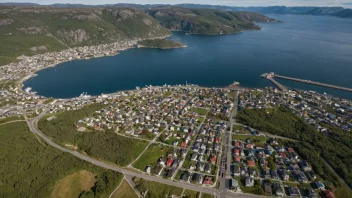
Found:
<box><xmin>26</xmin><ymin>109</ymin><xmax>263</xmax><ymax>198</ymax></box>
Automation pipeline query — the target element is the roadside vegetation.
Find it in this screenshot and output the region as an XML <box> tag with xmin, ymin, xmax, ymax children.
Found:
<box><xmin>0</xmin><ymin>121</ymin><xmax>123</xmax><ymax>198</ymax></box>
<box><xmin>0</xmin><ymin>115</ymin><xmax>24</xmax><ymax>125</ymax></box>
<box><xmin>133</xmin><ymin>177</ymin><xmax>183</xmax><ymax>197</ymax></box>
<box><xmin>183</xmin><ymin>189</ymin><xmax>200</xmax><ymax>198</ymax></box>
<box><xmin>38</xmin><ymin>104</ymin><xmax>148</xmax><ymax>166</ymax></box>
<box><xmin>237</xmin><ymin>106</ymin><xmax>352</xmax><ymax>190</ymax></box>
<box><xmin>111</xmin><ymin>179</ymin><xmax>138</xmax><ymax>198</ymax></box>
<box><xmin>133</xmin><ymin>144</ymin><xmax>174</xmax><ymax>171</ymax></box>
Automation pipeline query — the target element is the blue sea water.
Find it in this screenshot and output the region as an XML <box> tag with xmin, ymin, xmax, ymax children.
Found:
<box><xmin>24</xmin><ymin>14</ymin><xmax>352</xmax><ymax>99</ymax></box>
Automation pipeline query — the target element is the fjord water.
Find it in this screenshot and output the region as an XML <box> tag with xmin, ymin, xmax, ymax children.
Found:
<box><xmin>24</xmin><ymin>14</ymin><xmax>352</xmax><ymax>99</ymax></box>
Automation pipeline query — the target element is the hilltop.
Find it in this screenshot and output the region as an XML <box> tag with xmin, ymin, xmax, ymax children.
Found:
<box><xmin>0</xmin><ymin>6</ymin><xmax>169</xmax><ymax>66</ymax></box>
<box><xmin>145</xmin><ymin>7</ymin><xmax>278</xmax><ymax>35</ymax></box>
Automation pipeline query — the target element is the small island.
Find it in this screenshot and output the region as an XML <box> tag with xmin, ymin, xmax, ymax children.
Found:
<box><xmin>137</xmin><ymin>39</ymin><xmax>186</xmax><ymax>49</ymax></box>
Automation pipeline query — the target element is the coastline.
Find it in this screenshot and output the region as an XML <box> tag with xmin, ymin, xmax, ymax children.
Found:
<box><xmin>16</xmin><ymin>34</ymin><xmax>176</xmax><ymax>95</ymax></box>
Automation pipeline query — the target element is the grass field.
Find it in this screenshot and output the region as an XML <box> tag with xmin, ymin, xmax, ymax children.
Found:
<box><xmin>51</xmin><ymin>170</ymin><xmax>96</xmax><ymax>198</ymax></box>
<box><xmin>133</xmin><ymin>177</ymin><xmax>183</xmax><ymax>197</ymax></box>
<box><xmin>232</xmin><ymin>134</ymin><xmax>269</xmax><ymax>142</ymax></box>
<box><xmin>0</xmin><ymin>121</ymin><xmax>123</xmax><ymax>197</ymax></box>
<box><xmin>184</xmin><ymin>189</ymin><xmax>200</xmax><ymax>198</ymax></box>
<box><xmin>38</xmin><ymin>104</ymin><xmax>149</xmax><ymax>166</ymax></box>
<box><xmin>133</xmin><ymin>144</ymin><xmax>174</xmax><ymax>171</ymax></box>
<box><xmin>202</xmin><ymin>193</ymin><xmax>214</xmax><ymax>198</ymax></box>
<box><xmin>111</xmin><ymin>179</ymin><xmax>138</xmax><ymax>198</ymax></box>
<box><xmin>191</xmin><ymin>107</ymin><xmax>208</xmax><ymax>115</ymax></box>
<box><xmin>232</xmin><ymin>125</ymin><xmax>250</xmax><ymax>134</ymax></box>
<box><xmin>0</xmin><ymin>115</ymin><xmax>24</xmax><ymax>125</ymax></box>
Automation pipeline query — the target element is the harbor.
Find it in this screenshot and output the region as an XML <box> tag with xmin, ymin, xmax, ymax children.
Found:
<box><xmin>261</xmin><ymin>72</ymin><xmax>352</xmax><ymax>93</ymax></box>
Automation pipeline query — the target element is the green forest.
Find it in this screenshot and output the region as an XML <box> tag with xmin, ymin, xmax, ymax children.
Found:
<box><xmin>237</xmin><ymin>106</ymin><xmax>352</xmax><ymax>189</ymax></box>
<box><xmin>0</xmin><ymin>121</ymin><xmax>123</xmax><ymax>198</ymax></box>
<box><xmin>38</xmin><ymin>104</ymin><xmax>148</xmax><ymax>166</ymax></box>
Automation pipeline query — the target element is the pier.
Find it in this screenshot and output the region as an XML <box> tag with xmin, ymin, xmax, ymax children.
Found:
<box><xmin>261</xmin><ymin>73</ymin><xmax>288</xmax><ymax>92</ymax></box>
<box><xmin>262</xmin><ymin>72</ymin><xmax>352</xmax><ymax>92</ymax></box>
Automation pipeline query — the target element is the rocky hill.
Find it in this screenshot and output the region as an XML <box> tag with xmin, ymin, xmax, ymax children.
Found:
<box><xmin>0</xmin><ymin>6</ymin><xmax>277</xmax><ymax>66</ymax></box>
<box><xmin>0</xmin><ymin>6</ymin><xmax>170</xmax><ymax>66</ymax></box>
<box><xmin>145</xmin><ymin>7</ymin><xmax>278</xmax><ymax>35</ymax></box>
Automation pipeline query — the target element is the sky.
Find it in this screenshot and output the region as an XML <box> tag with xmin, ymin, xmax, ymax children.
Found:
<box><xmin>2</xmin><ymin>0</ymin><xmax>352</xmax><ymax>7</ymax></box>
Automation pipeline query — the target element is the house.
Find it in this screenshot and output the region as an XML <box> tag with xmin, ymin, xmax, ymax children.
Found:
<box><xmin>299</xmin><ymin>161</ymin><xmax>312</xmax><ymax>171</ymax></box>
<box><xmin>203</xmin><ymin>177</ymin><xmax>213</xmax><ymax>185</ymax></box>
<box><xmin>248</xmin><ymin>169</ymin><xmax>256</xmax><ymax>178</ymax></box>
<box><xmin>287</xmin><ymin>187</ymin><xmax>300</xmax><ymax>197</ymax></box>
<box><xmin>234</xmin><ymin>156</ymin><xmax>241</xmax><ymax>163</ymax></box>
<box><xmin>158</xmin><ymin>158</ymin><xmax>166</xmax><ymax>167</ymax></box>
<box><xmin>205</xmin><ymin>163</ymin><xmax>211</xmax><ymax>173</ymax></box>
<box><xmin>181</xmin><ymin>141</ymin><xmax>187</xmax><ymax>148</ymax></box>
<box><xmin>306</xmin><ymin>187</ymin><xmax>318</xmax><ymax>198</ymax></box>
<box><xmin>273</xmin><ymin>183</ymin><xmax>284</xmax><ymax>197</ymax></box>
<box><xmin>144</xmin><ymin>165</ymin><xmax>151</xmax><ymax>174</ymax></box>
<box><xmin>264</xmin><ymin>183</ymin><xmax>272</xmax><ymax>196</ymax></box>
<box><xmin>278</xmin><ymin>169</ymin><xmax>289</xmax><ymax>181</ymax></box>
<box><xmin>191</xmin><ymin>153</ymin><xmax>198</xmax><ymax>161</ymax></box>
<box><xmin>172</xmin><ymin>159</ymin><xmax>179</xmax><ymax>168</ymax></box>
<box><xmin>181</xmin><ymin>171</ymin><xmax>189</xmax><ymax>182</ymax></box>
<box><xmin>234</xmin><ymin>149</ymin><xmax>240</xmax><ymax>156</ymax></box>
<box><xmin>270</xmin><ymin>169</ymin><xmax>279</xmax><ymax>179</ymax></box>
<box><xmin>167</xmin><ymin>168</ymin><xmax>176</xmax><ymax>178</ymax></box>
<box><xmin>166</xmin><ymin>157</ymin><xmax>174</xmax><ymax>167</ymax></box>
<box><xmin>312</xmin><ymin>181</ymin><xmax>325</xmax><ymax>190</ymax></box>
<box><xmin>154</xmin><ymin>165</ymin><xmax>163</xmax><ymax>176</ymax></box>
<box><xmin>245</xmin><ymin>177</ymin><xmax>254</xmax><ymax>187</ymax></box>
<box><xmin>233</xmin><ymin>166</ymin><xmax>241</xmax><ymax>176</ymax></box>
<box><xmin>320</xmin><ymin>190</ymin><xmax>336</xmax><ymax>198</ymax></box>
<box><xmin>181</xmin><ymin>149</ymin><xmax>187</xmax><ymax>158</ymax></box>
<box><xmin>231</xmin><ymin>179</ymin><xmax>240</xmax><ymax>191</ymax></box>
<box><xmin>210</xmin><ymin>155</ymin><xmax>217</xmax><ymax>164</ymax></box>
<box><xmin>247</xmin><ymin>160</ymin><xmax>255</xmax><ymax>167</ymax></box>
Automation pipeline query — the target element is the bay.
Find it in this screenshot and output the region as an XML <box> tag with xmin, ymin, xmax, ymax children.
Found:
<box><xmin>24</xmin><ymin>14</ymin><xmax>352</xmax><ymax>99</ymax></box>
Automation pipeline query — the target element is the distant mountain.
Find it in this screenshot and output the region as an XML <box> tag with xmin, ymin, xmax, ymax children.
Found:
<box><xmin>332</xmin><ymin>8</ymin><xmax>352</xmax><ymax>18</ymax></box>
<box><xmin>0</xmin><ymin>2</ymin><xmax>39</xmax><ymax>6</ymax></box>
<box><xmin>145</xmin><ymin>7</ymin><xmax>278</xmax><ymax>35</ymax></box>
<box><xmin>305</xmin><ymin>7</ymin><xmax>344</xmax><ymax>15</ymax></box>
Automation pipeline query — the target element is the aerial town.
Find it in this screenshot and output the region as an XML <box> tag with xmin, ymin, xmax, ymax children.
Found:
<box><xmin>1</xmin><ymin>76</ymin><xmax>351</xmax><ymax>198</ymax></box>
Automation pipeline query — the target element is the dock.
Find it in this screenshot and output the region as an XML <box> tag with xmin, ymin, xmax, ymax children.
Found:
<box><xmin>262</xmin><ymin>72</ymin><xmax>352</xmax><ymax>93</ymax></box>
<box><xmin>261</xmin><ymin>73</ymin><xmax>288</xmax><ymax>92</ymax></box>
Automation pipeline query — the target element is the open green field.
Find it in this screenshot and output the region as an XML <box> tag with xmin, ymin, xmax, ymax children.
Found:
<box><xmin>0</xmin><ymin>121</ymin><xmax>123</xmax><ymax>197</ymax></box>
<box><xmin>38</xmin><ymin>104</ymin><xmax>149</xmax><ymax>166</ymax></box>
<box><xmin>111</xmin><ymin>179</ymin><xmax>138</xmax><ymax>198</ymax></box>
<box><xmin>232</xmin><ymin>134</ymin><xmax>269</xmax><ymax>142</ymax></box>
<box><xmin>51</xmin><ymin>170</ymin><xmax>96</xmax><ymax>198</ymax></box>
<box><xmin>0</xmin><ymin>115</ymin><xmax>24</xmax><ymax>125</ymax></box>
<box><xmin>184</xmin><ymin>189</ymin><xmax>200</xmax><ymax>198</ymax></box>
<box><xmin>133</xmin><ymin>177</ymin><xmax>183</xmax><ymax>197</ymax></box>
<box><xmin>191</xmin><ymin>107</ymin><xmax>208</xmax><ymax>115</ymax></box>
<box><xmin>202</xmin><ymin>193</ymin><xmax>214</xmax><ymax>198</ymax></box>
<box><xmin>232</xmin><ymin>125</ymin><xmax>250</xmax><ymax>134</ymax></box>
<box><xmin>133</xmin><ymin>144</ymin><xmax>174</xmax><ymax>171</ymax></box>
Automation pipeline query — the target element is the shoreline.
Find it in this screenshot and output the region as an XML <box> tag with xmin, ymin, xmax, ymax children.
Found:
<box><xmin>16</xmin><ymin>35</ymin><xmax>177</xmax><ymax>95</ymax></box>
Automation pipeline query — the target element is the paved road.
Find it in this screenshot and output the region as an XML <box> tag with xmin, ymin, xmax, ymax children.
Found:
<box><xmin>219</xmin><ymin>91</ymin><xmax>239</xmax><ymax>198</ymax></box>
<box><xmin>27</xmin><ymin>108</ymin><xmax>264</xmax><ymax>198</ymax></box>
<box><xmin>27</xmin><ymin>110</ymin><xmax>219</xmax><ymax>196</ymax></box>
